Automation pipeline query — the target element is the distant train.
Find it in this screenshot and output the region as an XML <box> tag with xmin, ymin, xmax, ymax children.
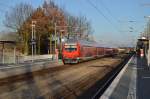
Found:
<box><xmin>62</xmin><ymin>39</ymin><xmax>118</xmax><ymax>64</ymax></box>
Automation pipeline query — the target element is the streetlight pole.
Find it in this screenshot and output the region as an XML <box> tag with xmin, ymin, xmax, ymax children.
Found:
<box><xmin>31</xmin><ymin>22</ymin><xmax>34</xmax><ymax>62</ymax></box>
<box><xmin>54</xmin><ymin>22</ymin><xmax>57</xmax><ymax>52</ymax></box>
<box><xmin>31</xmin><ymin>21</ymin><xmax>36</xmax><ymax>62</ymax></box>
<box><xmin>2</xmin><ymin>43</ymin><xmax>4</xmax><ymax>64</ymax></box>
<box><xmin>34</xmin><ymin>23</ymin><xmax>36</xmax><ymax>55</ymax></box>
<box><xmin>60</xmin><ymin>30</ymin><xmax>64</xmax><ymax>53</ymax></box>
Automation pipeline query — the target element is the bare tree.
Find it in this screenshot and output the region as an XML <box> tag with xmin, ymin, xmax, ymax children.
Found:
<box><xmin>66</xmin><ymin>15</ymin><xmax>93</xmax><ymax>40</ymax></box>
<box><xmin>4</xmin><ymin>3</ymin><xmax>34</xmax><ymax>32</ymax></box>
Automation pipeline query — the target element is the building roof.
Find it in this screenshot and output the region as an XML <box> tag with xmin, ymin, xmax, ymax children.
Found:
<box><xmin>0</xmin><ymin>40</ymin><xmax>16</xmax><ymax>44</ymax></box>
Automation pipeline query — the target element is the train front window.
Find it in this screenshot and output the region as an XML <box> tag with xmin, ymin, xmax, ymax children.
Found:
<box><xmin>65</xmin><ymin>48</ymin><xmax>77</xmax><ymax>52</ymax></box>
<box><xmin>65</xmin><ymin>45</ymin><xmax>77</xmax><ymax>52</ymax></box>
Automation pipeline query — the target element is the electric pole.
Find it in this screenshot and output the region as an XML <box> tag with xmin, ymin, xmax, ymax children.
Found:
<box><xmin>55</xmin><ymin>22</ymin><xmax>57</xmax><ymax>52</ymax></box>
<box><xmin>31</xmin><ymin>20</ymin><xmax>36</xmax><ymax>62</ymax></box>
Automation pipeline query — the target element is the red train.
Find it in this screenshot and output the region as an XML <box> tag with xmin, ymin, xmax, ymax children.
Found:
<box><xmin>62</xmin><ymin>39</ymin><xmax>118</xmax><ymax>64</ymax></box>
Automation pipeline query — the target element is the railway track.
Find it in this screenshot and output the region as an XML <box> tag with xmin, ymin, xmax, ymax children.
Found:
<box><xmin>78</xmin><ymin>53</ymin><xmax>134</xmax><ymax>99</ymax></box>
<box><xmin>0</xmin><ymin>53</ymin><xmax>130</xmax><ymax>99</ymax></box>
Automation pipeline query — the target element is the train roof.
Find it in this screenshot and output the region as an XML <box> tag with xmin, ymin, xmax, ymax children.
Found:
<box><xmin>65</xmin><ymin>39</ymin><xmax>115</xmax><ymax>48</ymax></box>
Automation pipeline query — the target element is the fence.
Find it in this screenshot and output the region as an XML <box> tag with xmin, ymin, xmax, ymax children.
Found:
<box><xmin>0</xmin><ymin>53</ymin><xmax>57</xmax><ymax>64</ymax></box>
<box><xmin>0</xmin><ymin>52</ymin><xmax>16</xmax><ymax>64</ymax></box>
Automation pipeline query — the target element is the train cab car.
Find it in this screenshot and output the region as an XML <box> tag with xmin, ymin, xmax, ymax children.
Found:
<box><xmin>62</xmin><ymin>39</ymin><xmax>98</xmax><ymax>64</ymax></box>
<box><xmin>62</xmin><ymin>42</ymin><xmax>80</xmax><ymax>64</ymax></box>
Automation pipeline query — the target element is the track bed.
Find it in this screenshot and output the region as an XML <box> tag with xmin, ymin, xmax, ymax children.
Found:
<box><xmin>0</xmin><ymin>54</ymin><xmax>128</xmax><ymax>99</ymax></box>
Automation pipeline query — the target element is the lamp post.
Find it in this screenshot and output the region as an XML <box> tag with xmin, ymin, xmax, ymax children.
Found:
<box><xmin>31</xmin><ymin>20</ymin><xmax>36</xmax><ymax>62</ymax></box>
<box><xmin>59</xmin><ymin>30</ymin><xmax>65</xmax><ymax>53</ymax></box>
<box><xmin>54</xmin><ymin>23</ymin><xmax>57</xmax><ymax>53</ymax></box>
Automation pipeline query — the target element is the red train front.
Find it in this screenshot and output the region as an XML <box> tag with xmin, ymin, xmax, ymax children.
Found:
<box><xmin>62</xmin><ymin>39</ymin><xmax>98</xmax><ymax>64</ymax></box>
<box><xmin>62</xmin><ymin>41</ymin><xmax>80</xmax><ymax>63</ymax></box>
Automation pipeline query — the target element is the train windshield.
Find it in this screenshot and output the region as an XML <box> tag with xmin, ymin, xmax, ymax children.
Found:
<box><xmin>64</xmin><ymin>44</ymin><xmax>77</xmax><ymax>52</ymax></box>
<box><xmin>65</xmin><ymin>48</ymin><xmax>77</xmax><ymax>52</ymax></box>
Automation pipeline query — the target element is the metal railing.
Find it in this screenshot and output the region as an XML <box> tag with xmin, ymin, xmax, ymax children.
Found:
<box><xmin>0</xmin><ymin>54</ymin><xmax>57</xmax><ymax>64</ymax></box>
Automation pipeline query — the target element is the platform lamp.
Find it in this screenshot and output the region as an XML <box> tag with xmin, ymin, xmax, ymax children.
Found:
<box><xmin>59</xmin><ymin>30</ymin><xmax>65</xmax><ymax>59</ymax></box>
<box><xmin>31</xmin><ymin>20</ymin><xmax>37</xmax><ymax>62</ymax></box>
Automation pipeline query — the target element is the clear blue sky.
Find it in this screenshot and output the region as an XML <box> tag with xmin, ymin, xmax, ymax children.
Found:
<box><xmin>0</xmin><ymin>0</ymin><xmax>150</xmax><ymax>47</ymax></box>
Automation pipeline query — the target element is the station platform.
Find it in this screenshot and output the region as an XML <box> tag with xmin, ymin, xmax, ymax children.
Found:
<box><xmin>100</xmin><ymin>55</ymin><xmax>150</xmax><ymax>99</ymax></box>
<box><xmin>0</xmin><ymin>60</ymin><xmax>63</xmax><ymax>79</ymax></box>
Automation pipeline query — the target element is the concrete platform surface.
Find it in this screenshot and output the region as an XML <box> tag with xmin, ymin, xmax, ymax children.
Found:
<box><xmin>100</xmin><ymin>55</ymin><xmax>150</xmax><ymax>99</ymax></box>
